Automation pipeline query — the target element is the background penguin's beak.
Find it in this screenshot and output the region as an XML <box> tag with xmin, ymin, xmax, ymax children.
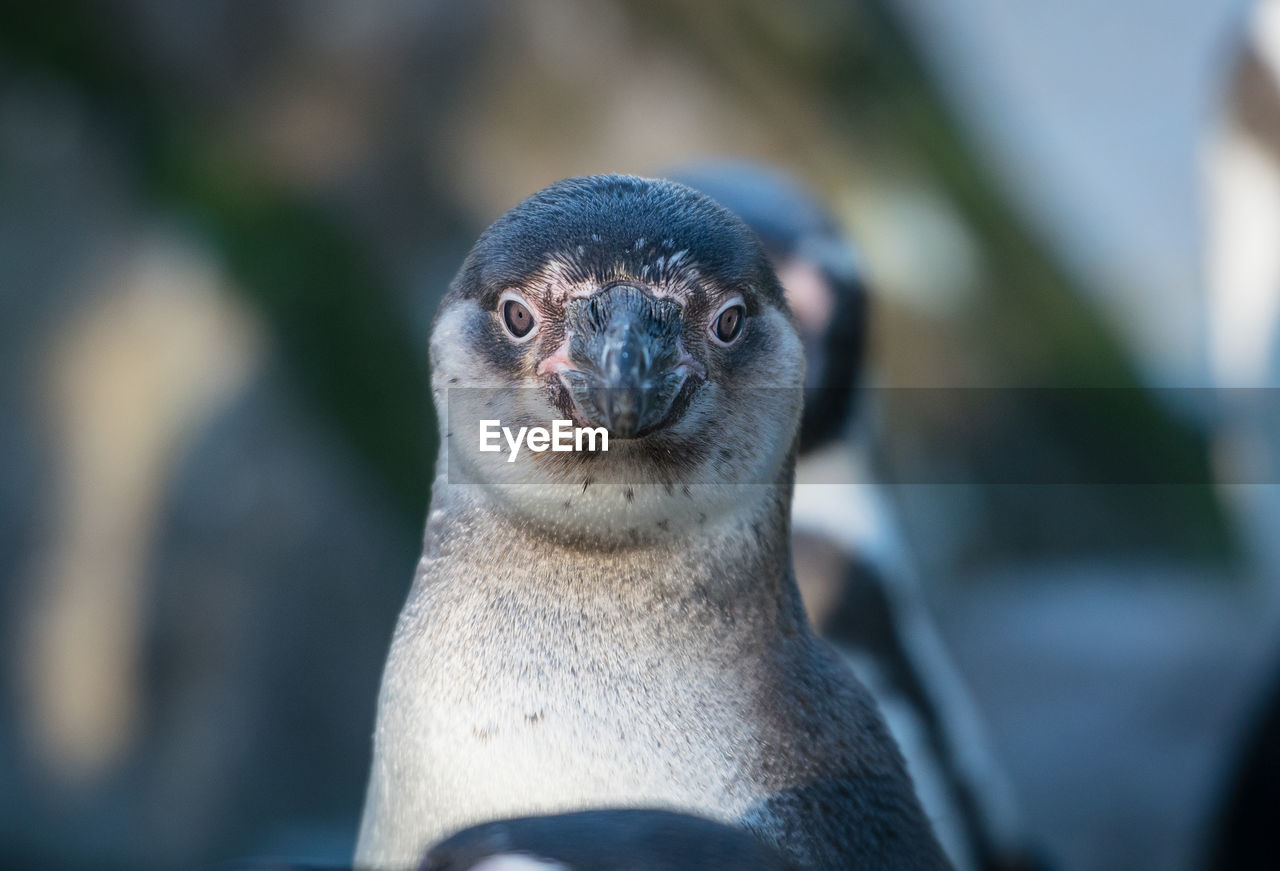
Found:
<box><xmin>558</xmin><ymin>284</ymin><xmax>697</xmax><ymax>438</ymax></box>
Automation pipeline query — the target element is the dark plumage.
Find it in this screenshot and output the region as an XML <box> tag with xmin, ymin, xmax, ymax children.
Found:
<box><xmin>454</xmin><ymin>175</ymin><xmax>785</xmax><ymax>311</ymax></box>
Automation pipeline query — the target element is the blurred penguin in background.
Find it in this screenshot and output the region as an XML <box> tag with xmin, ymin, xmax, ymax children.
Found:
<box><xmin>1203</xmin><ymin>1</ymin><xmax>1280</xmax><ymax>867</ymax></box>
<box><xmin>671</xmin><ymin>162</ymin><xmax>1041</xmax><ymax>871</ymax></box>
<box><xmin>1204</xmin><ymin>0</ymin><xmax>1280</xmax><ymax>591</ymax></box>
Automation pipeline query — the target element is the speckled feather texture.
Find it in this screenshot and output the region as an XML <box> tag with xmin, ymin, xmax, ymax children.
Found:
<box><xmin>355</xmin><ymin>175</ymin><xmax>952</xmax><ymax>871</ymax></box>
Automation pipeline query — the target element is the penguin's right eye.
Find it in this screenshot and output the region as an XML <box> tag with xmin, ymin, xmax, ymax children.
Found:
<box><xmin>500</xmin><ymin>295</ymin><xmax>538</xmax><ymax>341</ymax></box>
<box><xmin>709</xmin><ymin>297</ymin><xmax>746</xmax><ymax>346</ymax></box>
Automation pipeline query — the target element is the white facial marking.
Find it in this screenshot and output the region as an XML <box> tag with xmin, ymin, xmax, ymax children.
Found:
<box><xmin>531</xmin><ymin>251</ymin><xmax>702</xmax><ymax>307</ymax></box>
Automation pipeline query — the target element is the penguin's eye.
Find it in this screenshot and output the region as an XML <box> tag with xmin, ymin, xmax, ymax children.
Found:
<box><xmin>710</xmin><ymin>301</ymin><xmax>746</xmax><ymax>346</ymax></box>
<box><xmin>500</xmin><ymin>294</ymin><xmax>537</xmax><ymax>340</ymax></box>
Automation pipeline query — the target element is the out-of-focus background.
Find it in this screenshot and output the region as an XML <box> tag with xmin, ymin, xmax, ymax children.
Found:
<box><xmin>2</xmin><ymin>1</ymin><xmax>1278</xmax><ymax>869</ymax></box>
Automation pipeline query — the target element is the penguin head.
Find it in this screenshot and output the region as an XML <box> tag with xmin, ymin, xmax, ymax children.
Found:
<box><xmin>431</xmin><ymin>174</ymin><xmax>804</xmax><ymax>543</ymax></box>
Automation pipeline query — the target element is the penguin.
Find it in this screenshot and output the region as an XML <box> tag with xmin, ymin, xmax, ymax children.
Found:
<box><xmin>355</xmin><ymin>174</ymin><xmax>952</xmax><ymax>871</ymax></box>
<box><xmin>670</xmin><ymin>162</ymin><xmax>1041</xmax><ymax>871</ymax></box>
<box><xmin>1203</xmin><ymin>3</ymin><xmax>1280</xmax><ymax>867</ymax></box>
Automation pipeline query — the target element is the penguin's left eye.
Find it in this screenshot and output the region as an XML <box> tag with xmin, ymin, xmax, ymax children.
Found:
<box><xmin>500</xmin><ymin>294</ymin><xmax>538</xmax><ymax>341</ymax></box>
<box><xmin>710</xmin><ymin>300</ymin><xmax>746</xmax><ymax>346</ymax></box>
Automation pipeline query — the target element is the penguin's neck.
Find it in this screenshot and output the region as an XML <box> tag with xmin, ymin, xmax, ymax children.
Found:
<box><xmin>416</xmin><ymin>476</ymin><xmax>807</xmax><ymax>636</ymax></box>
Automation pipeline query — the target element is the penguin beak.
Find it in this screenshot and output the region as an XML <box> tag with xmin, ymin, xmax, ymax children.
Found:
<box><xmin>553</xmin><ymin>284</ymin><xmax>703</xmax><ymax>438</ymax></box>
